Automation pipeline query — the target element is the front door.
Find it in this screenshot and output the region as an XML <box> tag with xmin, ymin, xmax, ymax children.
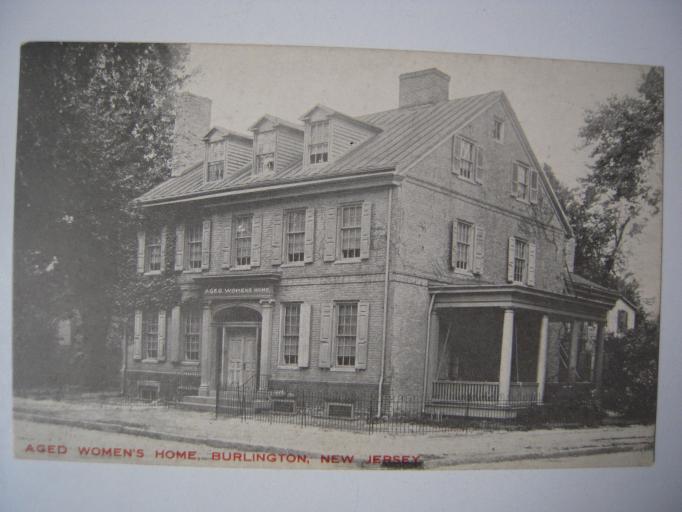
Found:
<box><xmin>221</xmin><ymin>327</ymin><xmax>258</xmax><ymax>388</ymax></box>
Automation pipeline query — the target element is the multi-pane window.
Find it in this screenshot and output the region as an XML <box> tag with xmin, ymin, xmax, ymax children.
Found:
<box><xmin>340</xmin><ymin>205</ymin><xmax>362</xmax><ymax>259</ymax></box>
<box><xmin>282</xmin><ymin>303</ymin><xmax>300</xmax><ymax>365</ymax></box>
<box><xmin>146</xmin><ymin>231</ymin><xmax>162</xmax><ymax>272</ymax></box>
<box><xmin>255</xmin><ymin>131</ymin><xmax>275</xmax><ymax>174</ymax></box>
<box><xmin>514</xmin><ymin>162</ymin><xmax>529</xmax><ymax>200</ymax></box>
<box><xmin>234</xmin><ymin>215</ymin><xmax>252</xmax><ymax>266</ymax></box>
<box><xmin>186</xmin><ymin>224</ymin><xmax>203</xmax><ymax>270</ymax></box>
<box><xmin>142</xmin><ymin>311</ymin><xmax>158</xmax><ymax>359</ymax></box>
<box><xmin>455</xmin><ymin>221</ymin><xmax>473</xmax><ymax>271</ymax></box>
<box><xmin>207</xmin><ymin>141</ymin><xmax>225</xmax><ymax>181</ymax></box>
<box><xmin>183</xmin><ymin>309</ymin><xmax>201</xmax><ymax>361</ymax></box>
<box><xmin>493</xmin><ymin>119</ymin><xmax>504</xmax><ymax>141</ymax></box>
<box><xmin>285</xmin><ymin>210</ymin><xmax>306</xmax><ymax>263</ymax></box>
<box><xmin>309</xmin><ymin>121</ymin><xmax>329</xmax><ymax>164</ymax></box>
<box><xmin>459</xmin><ymin>139</ymin><xmax>475</xmax><ymax>179</ymax></box>
<box><xmin>514</xmin><ymin>238</ymin><xmax>528</xmax><ymax>282</ymax></box>
<box><xmin>336</xmin><ymin>303</ymin><xmax>357</xmax><ymax>367</ymax></box>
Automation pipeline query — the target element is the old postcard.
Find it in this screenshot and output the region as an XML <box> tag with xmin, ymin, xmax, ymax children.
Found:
<box><xmin>12</xmin><ymin>43</ymin><xmax>662</xmax><ymax>470</ymax></box>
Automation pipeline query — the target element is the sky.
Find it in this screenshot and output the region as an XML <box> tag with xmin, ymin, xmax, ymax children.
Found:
<box><xmin>184</xmin><ymin>44</ymin><xmax>662</xmax><ymax>313</ymax></box>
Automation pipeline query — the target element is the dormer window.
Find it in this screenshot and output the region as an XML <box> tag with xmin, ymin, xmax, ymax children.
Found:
<box><xmin>255</xmin><ymin>131</ymin><xmax>275</xmax><ymax>175</ymax></box>
<box><xmin>308</xmin><ymin>121</ymin><xmax>329</xmax><ymax>164</ymax></box>
<box><xmin>206</xmin><ymin>140</ymin><xmax>225</xmax><ymax>182</ymax></box>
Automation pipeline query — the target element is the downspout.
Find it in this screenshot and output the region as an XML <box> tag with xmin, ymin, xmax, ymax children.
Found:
<box><xmin>421</xmin><ymin>293</ymin><xmax>437</xmax><ymax>408</ymax></box>
<box><xmin>377</xmin><ymin>186</ymin><xmax>393</xmax><ymax>417</ymax></box>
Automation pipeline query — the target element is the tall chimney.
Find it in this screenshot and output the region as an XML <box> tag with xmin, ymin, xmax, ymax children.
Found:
<box><xmin>172</xmin><ymin>93</ymin><xmax>212</xmax><ymax>176</ymax></box>
<box><xmin>398</xmin><ymin>68</ymin><xmax>450</xmax><ymax>108</ymax></box>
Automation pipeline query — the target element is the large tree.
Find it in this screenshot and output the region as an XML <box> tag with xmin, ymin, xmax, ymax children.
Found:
<box><xmin>14</xmin><ymin>43</ymin><xmax>189</xmax><ymax>387</ymax></box>
<box><xmin>572</xmin><ymin>67</ymin><xmax>663</xmax><ymax>286</ymax></box>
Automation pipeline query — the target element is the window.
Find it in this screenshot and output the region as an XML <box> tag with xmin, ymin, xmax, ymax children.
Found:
<box><xmin>513</xmin><ymin>238</ymin><xmax>528</xmax><ymax>283</ymax></box>
<box><xmin>335</xmin><ymin>303</ymin><xmax>357</xmax><ymax>367</ymax></box>
<box><xmin>458</xmin><ymin>139</ymin><xmax>475</xmax><ymax>180</ymax></box>
<box><xmin>234</xmin><ymin>215</ymin><xmax>252</xmax><ymax>266</ymax></box>
<box><xmin>207</xmin><ymin>141</ymin><xmax>225</xmax><ymax>181</ymax></box>
<box><xmin>183</xmin><ymin>309</ymin><xmax>201</xmax><ymax>361</ymax></box>
<box><xmin>285</xmin><ymin>209</ymin><xmax>306</xmax><ymax>263</ymax></box>
<box><xmin>513</xmin><ymin>162</ymin><xmax>529</xmax><ymax>200</ymax></box>
<box><xmin>255</xmin><ymin>131</ymin><xmax>275</xmax><ymax>174</ymax></box>
<box><xmin>340</xmin><ymin>205</ymin><xmax>362</xmax><ymax>259</ymax></box>
<box><xmin>493</xmin><ymin>118</ymin><xmax>504</xmax><ymax>141</ymax></box>
<box><xmin>146</xmin><ymin>231</ymin><xmax>162</xmax><ymax>272</ymax></box>
<box><xmin>142</xmin><ymin>311</ymin><xmax>158</xmax><ymax>360</ymax></box>
<box><xmin>617</xmin><ymin>310</ymin><xmax>629</xmax><ymax>334</ymax></box>
<box><xmin>455</xmin><ymin>221</ymin><xmax>473</xmax><ymax>271</ymax></box>
<box><xmin>186</xmin><ymin>223</ymin><xmax>203</xmax><ymax>270</ymax></box>
<box><xmin>308</xmin><ymin>121</ymin><xmax>329</xmax><ymax>164</ymax></box>
<box><xmin>282</xmin><ymin>303</ymin><xmax>300</xmax><ymax>365</ymax></box>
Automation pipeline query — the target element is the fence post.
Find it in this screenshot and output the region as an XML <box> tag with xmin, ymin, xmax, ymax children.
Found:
<box><xmin>368</xmin><ymin>399</ymin><xmax>374</xmax><ymax>434</ymax></box>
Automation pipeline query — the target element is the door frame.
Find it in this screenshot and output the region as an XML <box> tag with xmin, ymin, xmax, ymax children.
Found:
<box><xmin>216</xmin><ymin>322</ymin><xmax>261</xmax><ymax>390</ymax></box>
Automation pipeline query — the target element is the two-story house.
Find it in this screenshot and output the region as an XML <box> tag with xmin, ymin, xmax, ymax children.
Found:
<box><xmin>128</xmin><ymin>69</ymin><xmax>617</xmax><ymax>417</ymax></box>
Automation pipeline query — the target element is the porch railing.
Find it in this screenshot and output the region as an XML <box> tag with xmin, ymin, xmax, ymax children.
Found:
<box><xmin>431</xmin><ymin>381</ymin><xmax>499</xmax><ymax>403</ymax></box>
<box><xmin>431</xmin><ymin>380</ymin><xmax>539</xmax><ymax>404</ymax></box>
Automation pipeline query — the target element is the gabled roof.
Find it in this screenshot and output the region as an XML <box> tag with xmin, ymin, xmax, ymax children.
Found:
<box><xmin>248</xmin><ymin>114</ymin><xmax>304</xmax><ymax>133</ymax></box>
<box><xmin>202</xmin><ymin>126</ymin><xmax>252</xmax><ymax>143</ymax></box>
<box><xmin>299</xmin><ymin>104</ymin><xmax>382</xmax><ymax>133</ymax></box>
<box><xmin>136</xmin><ymin>89</ymin><xmax>573</xmax><ymax>236</ymax></box>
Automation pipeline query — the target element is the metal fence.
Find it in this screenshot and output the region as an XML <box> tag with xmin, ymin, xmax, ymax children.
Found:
<box><xmin>208</xmin><ymin>383</ymin><xmax>603</xmax><ymax>434</ymax></box>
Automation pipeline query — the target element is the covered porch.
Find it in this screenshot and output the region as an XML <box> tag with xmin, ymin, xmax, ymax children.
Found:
<box><xmin>423</xmin><ymin>284</ymin><xmax>616</xmax><ymax>417</ymax></box>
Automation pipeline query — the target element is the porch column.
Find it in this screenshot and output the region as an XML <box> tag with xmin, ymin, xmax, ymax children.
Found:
<box><xmin>536</xmin><ymin>314</ymin><xmax>549</xmax><ymax>404</ymax></box>
<box><xmin>568</xmin><ymin>320</ymin><xmax>581</xmax><ymax>384</ymax></box>
<box><xmin>198</xmin><ymin>303</ymin><xmax>212</xmax><ymax>397</ymax></box>
<box><xmin>498</xmin><ymin>308</ymin><xmax>515</xmax><ymax>404</ymax></box>
<box><xmin>425</xmin><ymin>310</ymin><xmax>440</xmax><ymax>400</ymax></box>
<box><xmin>594</xmin><ymin>322</ymin><xmax>606</xmax><ymax>395</ymax></box>
<box><xmin>259</xmin><ymin>300</ymin><xmax>275</xmax><ymax>390</ymax></box>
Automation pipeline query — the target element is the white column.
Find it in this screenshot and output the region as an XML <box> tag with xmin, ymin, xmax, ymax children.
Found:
<box><xmin>594</xmin><ymin>322</ymin><xmax>606</xmax><ymax>394</ymax></box>
<box><xmin>568</xmin><ymin>320</ymin><xmax>581</xmax><ymax>384</ymax></box>
<box><xmin>198</xmin><ymin>303</ymin><xmax>212</xmax><ymax>396</ymax></box>
<box><xmin>536</xmin><ymin>315</ymin><xmax>549</xmax><ymax>404</ymax></box>
<box><xmin>425</xmin><ymin>310</ymin><xmax>440</xmax><ymax>399</ymax></box>
<box><xmin>498</xmin><ymin>308</ymin><xmax>515</xmax><ymax>404</ymax></box>
<box><xmin>259</xmin><ymin>300</ymin><xmax>275</xmax><ymax>390</ymax></box>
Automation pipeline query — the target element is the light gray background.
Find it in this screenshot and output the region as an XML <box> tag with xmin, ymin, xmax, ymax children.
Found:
<box><xmin>1</xmin><ymin>1</ymin><xmax>681</xmax><ymax>510</ymax></box>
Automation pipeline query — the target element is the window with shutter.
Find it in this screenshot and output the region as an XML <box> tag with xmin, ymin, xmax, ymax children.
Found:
<box><xmin>142</xmin><ymin>310</ymin><xmax>159</xmax><ymax>360</ymax></box>
<box><xmin>529</xmin><ymin>169</ymin><xmax>539</xmax><ymax>204</ymax></box>
<box><xmin>234</xmin><ymin>214</ymin><xmax>252</xmax><ymax>267</ymax></box>
<box><xmin>513</xmin><ymin>163</ymin><xmax>529</xmax><ymax>201</ymax></box>
<box><xmin>339</xmin><ymin>204</ymin><xmax>362</xmax><ymax>260</ymax></box>
<box><xmin>493</xmin><ymin>118</ymin><xmax>504</xmax><ymax>142</ymax></box>
<box><xmin>335</xmin><ymin>303</ymin><xmax>358</xmax><ymax>367</ymax></box>
<box><xmin>284</xmin><ymin>210</ymin><xmax>306</xmax><ymax>263</ymax></box>
<box><xmin>183</xmin><ymin>308</ymin><xmax>201</xmax><ymax>361</ymax></box>
<box><xmin>186</xmin><ymin>223</ymin><xmax>203</xmax><ymax>270</ymax></box>
<box><xmin>281</xmin><ymin>303</ymin><xmax>300</xmax><ymax>366</ymax></box>
<box><xmin>453</xmin><ymin>220</ymin><xmax>473</xmax><ymax>271</ymax></box>
<box><xmin>145</xmin><ymin>231</ymin><xmax>162</xmax><ymax>272</ymax></box>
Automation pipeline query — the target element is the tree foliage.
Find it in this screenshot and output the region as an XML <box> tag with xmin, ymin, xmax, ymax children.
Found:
<box><xmin>573</xmin><ymin>67</ymin><xmax>663</xmax><ymax>285</ymax></box>
<box><xmin>14</xmin><ymin>43</ymin><xmax>189</xmax><ymax>387</ymax></box>
<box><xmin>601</xmin><ymin>320</ymin><xmax>659</xmax><ymax>422</ymax></box>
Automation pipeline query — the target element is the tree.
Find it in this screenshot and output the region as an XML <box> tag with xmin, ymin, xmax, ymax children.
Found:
<box><xmin>574</xmin><ymin>67</ymin><xmax>663</xmax><ymax>285</ymax></box>
<box><xmin>601</xmin><ymin>319</ymin><xmax>659</xmax><ymax>422</ymax></box>
<box><xmin>14</xmin><ymin>43</ymin><xmax>189</xmax><ymax>388</ymax></box>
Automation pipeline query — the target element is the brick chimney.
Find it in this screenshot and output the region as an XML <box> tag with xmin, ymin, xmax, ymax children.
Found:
<box><xmin>172</xmin><ymin>93</ymin><xmax>212</xmax><ymax>176</ymax></box>
<box><xmin>398</xmin><ymin>68</ymin><xmax>450</xmax><ymax>108</ymax></box>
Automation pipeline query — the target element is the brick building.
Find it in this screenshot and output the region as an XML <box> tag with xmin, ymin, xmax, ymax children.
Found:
<box><xmin>127</xmin><ymin>68</ymin><xmax>617</xmax><ymax>416</ymax></box>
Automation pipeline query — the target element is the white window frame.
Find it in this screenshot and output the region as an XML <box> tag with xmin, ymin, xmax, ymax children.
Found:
<box><xmin>183</xmin><ymin>307</ymin><xmax>201</xmax><ymax>362</ymax></box>
<box><xmin>513</xmin><ymin>238</ymin><xmax>528</xmax><ymax>284</ymax></box>
<box><xmin>338</xmin><ymin>204</ymin><xmax>362</xmax><ymax>261</ymax></box>
<box><xmin>142</xmin><ymin>310</ymin><xmax>159</xmax><ymax>361</ymax></box>
<box><xmin>458</xmin><ymin>138</ymin><xmax>476</xmax><ymax>181</ymax></box>
<box><xmin>233</xmin><ymin>214</ymin><xmax>253</xmax><ymax>268</ymax></box>
<box><xmin>284</xmin><ymin>209</ymin><xmax>306</xmax><ymax>263</ymax></box>
<box><xmin>333</xmin><ymin>302</ymin><xmax>358</xmax><ymax>369</ymax></box>
<box><xmin>513</xmin><ymin>162</ymin><xmax>530</xmax><ymax>202</ymax></box>
<box><xmin>454</xmin><ymin>220</ymin><xmax>473</xmax><ymax>273</ymax></box>
<box><xmin>185</xmin><ymin>223</ymin><xmax>203</xmax><ymax>271</ymax></box>
<box><xmin>280</xmin><ymin>303</ymin><xmax>301</xmax><ymax>367</ymax></box>
<box><xmin>308</xmin><ymin>120</ymin><xmax>329</xmax><ymax>165</ymax></box>
<box><xmin>206</xmin><ymin>140</ymin><xmax>225</xmax><ymax>182</ymax></box>
<box><xmin>145</xmin><ymin>230</ymin><xmax>162</xmax><ymax>273</ymax></box>
<box><xmin>493</xmin><ymin>118</ymin><xmax>504</xmax><ymax>142</ymax></box>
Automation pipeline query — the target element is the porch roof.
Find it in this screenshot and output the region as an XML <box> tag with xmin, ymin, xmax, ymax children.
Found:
<box><xmin>429</xmin><ymin>283</ymin><xmax>617</xmax><ymax>322</ymax></box>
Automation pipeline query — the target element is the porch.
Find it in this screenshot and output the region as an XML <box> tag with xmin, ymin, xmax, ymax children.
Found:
<box><xmin>423</xmin><ymin>284</ymin><xmax>616</xmax><ymax>417</ymax></box>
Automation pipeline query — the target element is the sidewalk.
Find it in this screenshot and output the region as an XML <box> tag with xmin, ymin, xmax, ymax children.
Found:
<box><xmin>13</xmin><ymin>397</ymin><xmax>655</xmax><ymax>469</ymax></box>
